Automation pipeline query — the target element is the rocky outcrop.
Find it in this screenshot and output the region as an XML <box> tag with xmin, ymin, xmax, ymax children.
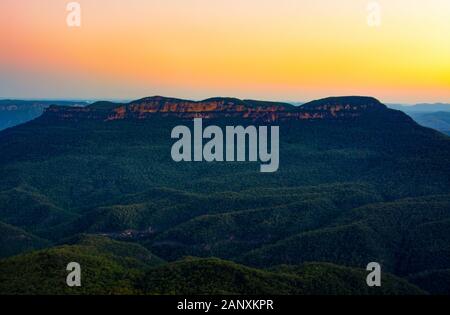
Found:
<box><xmin>41</xmin><ymin>96</ymin><xmax>394</xmax><ymax>123</ymax></box>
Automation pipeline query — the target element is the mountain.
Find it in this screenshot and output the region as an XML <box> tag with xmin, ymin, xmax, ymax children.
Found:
<box><xmin>388</xmin><ymin>103</ymin><xmax>450</xmax><ymax>113</ymax></box>
<box><xmin>407</xmin><ymin>112</ymin><xmax>450</xmax><ymax>135</ymax></box>
<box><xmin>0</xmin><ymin>95</ymin><xmax>449</xmax><ymax>295</ymax></box>
<box><xmin>0</xmin><ymin>221</ymin><xmax>50</xmax><ymax>258</ymax></box>
<box><xmin>138</xmin><ymin>257</ymin><xmax>424</xmax><ymax>295</ymax></box>
<box><xmin>239</xmin><ymin>195</ymin><xmax>450</xmax><ymax>275</ymax></box>
<box><xmin>0</xmin><ymin>100</ymin><xmax>88</xmax><ymax>131</ymax></box>
<box><xmin>0</xmin><ymin>238</ymin><xmax>423</xmax><ymax>295</ymax></box>
<box><xmin>387</xmin><ymin>103</ymin><xmax>450</xmax><ymax>135</ymax></box>
<box><xmin>0</xmin><ymin>235</ymin><xmax>165</xmax><ymax>295</ymax></box>
<box><xmin>42</xmin><ymin>95</ymin><xmax>397</xmax><ymax>123</ymax></box>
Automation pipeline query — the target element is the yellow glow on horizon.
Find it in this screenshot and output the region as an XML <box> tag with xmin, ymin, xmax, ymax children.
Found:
<box><xmin>0</xmin><ymin>0</ymin><xmax>449</xmax><ymax>103</ymax></box>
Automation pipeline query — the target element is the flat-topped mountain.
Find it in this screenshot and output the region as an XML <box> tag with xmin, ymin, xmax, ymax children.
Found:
<box><xmin>41</xmin><ymin>95</ymin><xmax>403</xmax><ymax>123</ymax></box>
<box><xmin>0</xmin><ymin>94</ymin><xmax>449</xmax><ymax>295</ymax></box>
<box><xmin>300</xmin><ymin>96</ymin><xmax>386</xmax><ymax>111</ymax></box>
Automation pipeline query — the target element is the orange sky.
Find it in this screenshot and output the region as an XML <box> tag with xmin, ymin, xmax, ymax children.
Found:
<box><xmin>0</xmin><ymin>0</ymin><xmax>449</xmax><ymax>103</ymax></box>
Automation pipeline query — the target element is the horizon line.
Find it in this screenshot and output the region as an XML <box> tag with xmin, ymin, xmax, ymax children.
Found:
<box><xmin>0</xmin><ymin>96</ymin><xmax>449</xmax><ymax>107</ymax></box>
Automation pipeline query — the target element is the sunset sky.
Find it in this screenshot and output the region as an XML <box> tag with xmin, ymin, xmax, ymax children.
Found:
<box><xmin>0</xmin><ymin>0</ymin><xmax>449</xmax><ymax>103</ymax></box>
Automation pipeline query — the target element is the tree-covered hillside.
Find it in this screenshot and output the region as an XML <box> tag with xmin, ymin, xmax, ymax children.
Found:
<box><xmin>0</xmin><ymin>96</ymin><xmax>449</xmax><ymax>295</ymax></box>
<box><xmin>0</xmin><ymin>236</ymin><xmax>424</xmax><ymax>295</ymax></box>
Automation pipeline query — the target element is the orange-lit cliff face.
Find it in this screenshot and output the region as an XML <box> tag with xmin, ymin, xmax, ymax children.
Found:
<box><xmin>41</xmin><ymin>96</ymin><xmax>393</xmax><ymax>123</ymax></box>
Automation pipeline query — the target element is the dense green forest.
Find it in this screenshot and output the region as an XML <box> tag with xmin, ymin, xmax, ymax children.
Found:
<box><xmin>0</xmin><ymin>96</ymin><xmax>449</xmax><ymax>295</ymax></box>
<box><xmin>0</xmin><ymin>235</ymin><xmax>424</xmax><ymax>295</ymax></box>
